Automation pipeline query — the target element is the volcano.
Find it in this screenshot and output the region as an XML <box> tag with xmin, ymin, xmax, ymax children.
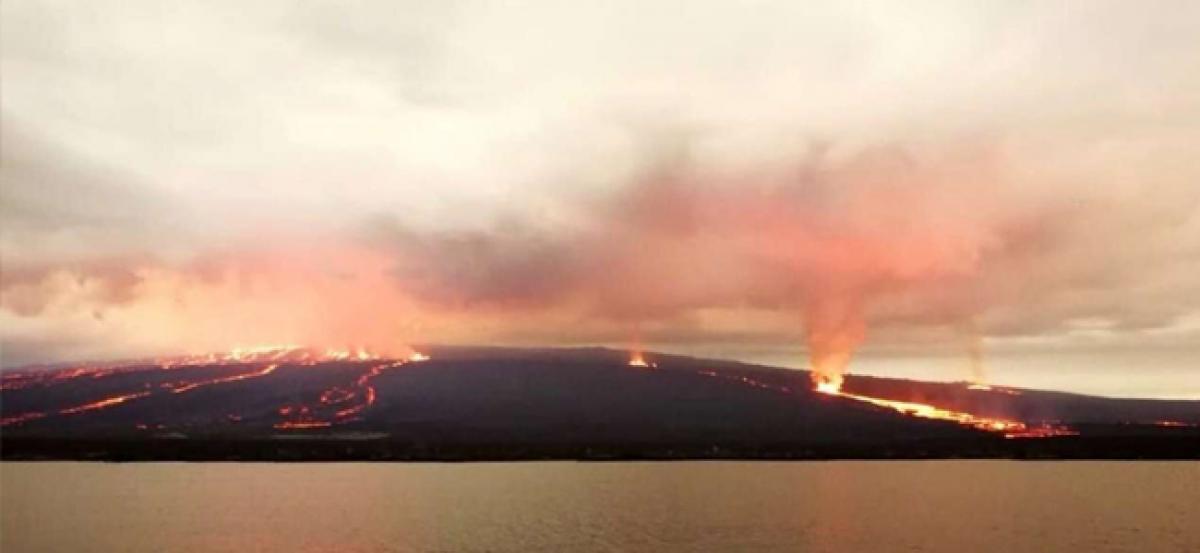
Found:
<box><xmin>2</xmin><ymin>346</ymin><xmax>1197</xmax><ymax>461</ymax></box>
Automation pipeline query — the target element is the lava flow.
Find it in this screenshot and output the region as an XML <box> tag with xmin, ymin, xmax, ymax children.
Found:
<box><xmin>156</xmin><ymin>345</ymin><xmax>383</xmax><ymax>368</ymax></box>
<box><xmin>168</xmin><ymin>363</ymin><xmax>280</xmax><ymax>394</ymax></box>
<box><xmin>59</xmin><ymin>391</ymin><xmax>153</xmax><ymax>415</ymax></box>
<box><xmin>697</xmin><ymin>369</ymin><xmax>795</xmax><ymax>394</ymax></box>
<box><xmin>12</xmin><ymin>362</ymin><xmax>285</xmax><ymax>424</ymax></box>
<box><xmin>695</xmin><ymin>366</ymin><xmax>1070</xmax><ymax>438</ymax></box>
<box><xmin>813</xmin><ymin>379</ymin><xmax>1075</xmax><ymax>438</ymax></box>
<box><xmin>0</xmin><ymin>346</ymin><xmax>418</xmax><ymax>428</ymax></box>
<box><xmin>1</xmin><ymin>366</ymin><xmax>119</xmax><ymax>391</ymax></box>
<box><xmin>273</xmin><ymin>352</ymin><xmax>430</xmax><ymax>429</ymax></box>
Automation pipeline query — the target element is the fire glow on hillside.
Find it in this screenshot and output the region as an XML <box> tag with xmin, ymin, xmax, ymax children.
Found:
<box><xmin>812</xmin><ymin>379</ymin><xmax>1075</xmax><ymax>438</ymax></box>
<box><xmin>0</xmin><ymin>346</ymin><xmax>431</xmax><ymax>429</ymax></box>
<box><xmin>628</xmin><ymin>351</ymin><xmax>656</xmax><ymax>368</ymax></box>
<box><xmin>0</xmin><ymin>345</ymin><xmax>1080</xmax><ymax>440</ymax></box>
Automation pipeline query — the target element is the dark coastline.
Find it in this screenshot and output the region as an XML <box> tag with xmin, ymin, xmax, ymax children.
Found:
<box><xmin>4</xmin><ymin>431</ymin><xmax>1198</xmax><ymax>462</ymax></box>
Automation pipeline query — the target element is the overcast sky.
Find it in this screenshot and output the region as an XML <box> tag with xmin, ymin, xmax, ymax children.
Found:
<box><xmin>2</xmin><ymin>1</ymin><xmax>1198</xmax><ymax>397</ymax></box>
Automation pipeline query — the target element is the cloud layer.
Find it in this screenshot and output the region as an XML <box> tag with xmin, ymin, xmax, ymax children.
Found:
<box><xmin>2</xmin><ymin>1</ymin><xmax>1198</xmax><ymax>395</ymax></box>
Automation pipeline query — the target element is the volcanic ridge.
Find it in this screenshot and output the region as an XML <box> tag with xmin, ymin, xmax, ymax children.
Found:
<box><xmin>2</xmin><ymin>346</ymin><xmax>1196</xmax><ymax>461</ymax></box>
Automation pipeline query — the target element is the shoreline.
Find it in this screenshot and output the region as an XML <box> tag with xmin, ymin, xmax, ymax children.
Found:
<box><xmin>5</xmin><ymin>434</ymin><xmax>1197</xmax><ymax>462</ymax></box>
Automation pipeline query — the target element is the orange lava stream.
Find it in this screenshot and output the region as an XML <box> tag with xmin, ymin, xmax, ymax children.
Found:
<box><xmin>1</xmin><ymin>347</ymin><xmax>363</xmax><ymax>394</ymax></box>
<box><xmin>59</xmin><ymin>391</ymin><xmax>153</xmax><ymax>415</ymax></box>
<box><xmin>815</xmin><ymin>385</ymin><xmax>1076</xmax><ymax>438</ymax></box>
<box><xmin>2</xmin><ymin>346</ymin><xmax>392</xmax><ymax>391</ymax></box>
<box><xmin>696</xmin><ymin>365</ymin><xmax>1073</xmax><ymax>439</ymax></box>
<box><xmin>2</xmin><ymin>346</ymin><xmax>425</xmax><ymax>429</ymax></box>
<box><xmin>3</xmin><ymin>359</ymin><xmax>283</xmax><ymax>426</ymax></box>
<box><xmin>168</xmin><ymin>363</ymin><xmax>280</xmax><ymax>394</ymax></box>
<box><xmin>273</xmin><ymin>352</ymin><xmax>429</xmax><ymax>430</ymax></box>
<box><xmin>1</xmin><ymin>366</ymin><xmax>118</xmax><ymax>390</ymax></box>
<box><xmin>156</xmin><ymin>346</ymin><xmax>383</xmax><ymax>368</ymax></box>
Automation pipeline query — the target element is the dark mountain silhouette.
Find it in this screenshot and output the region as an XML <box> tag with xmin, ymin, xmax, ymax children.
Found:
<box><xmin>2</xmin><ymin>346</ymin><xmax>1196</xmax><ymax>460</ymax></box>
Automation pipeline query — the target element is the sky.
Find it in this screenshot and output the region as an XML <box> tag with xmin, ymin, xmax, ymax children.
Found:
<box><xmin>2</xmin><ymin>1</ymin><xmax>1198</xmax><ymax>398</ymax></box>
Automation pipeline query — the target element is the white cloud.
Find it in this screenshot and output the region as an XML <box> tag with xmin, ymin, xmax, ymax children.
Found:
<box><xmin>2</xmin><ymin>1</ymin><xmax>1198</xmax><ymax>395</ymax></box>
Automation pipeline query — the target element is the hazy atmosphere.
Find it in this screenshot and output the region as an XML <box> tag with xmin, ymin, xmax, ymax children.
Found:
<box><xmin>3</xmin><ymin>1</ymin><xmax>1198</xmax><ymax>398</ymax></box>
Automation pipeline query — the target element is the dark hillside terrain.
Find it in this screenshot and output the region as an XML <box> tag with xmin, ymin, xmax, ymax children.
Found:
<box><xmin>3</xmin><ymin>347</ymin><xmax>1196</xmax><ymax>460</ymax></box>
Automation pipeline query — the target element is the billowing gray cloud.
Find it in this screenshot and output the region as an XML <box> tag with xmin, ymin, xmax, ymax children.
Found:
<box><xmin>1</xmin><ymin>1</ymin><xmax>1198</xmax><ymax>396</ymax></box>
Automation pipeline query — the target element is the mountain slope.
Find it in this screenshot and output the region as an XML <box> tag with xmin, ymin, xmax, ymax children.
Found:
<box><xmin>2</xmin><ymin>346</ymin><xmax>1196</xmax><ymax>460</ymax></box>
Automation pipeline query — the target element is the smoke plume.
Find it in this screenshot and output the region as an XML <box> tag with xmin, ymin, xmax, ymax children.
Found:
<box><xmin>2</xmin><ymin>1</ymin><xmax>1199</xmax><ymax>400</ymax></box>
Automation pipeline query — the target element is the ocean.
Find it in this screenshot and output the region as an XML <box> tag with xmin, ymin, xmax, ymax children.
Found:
<box><xmin>2</xmin><ymin>461</ymin><xmax>1196</xmax><ymax>552</ymax></box>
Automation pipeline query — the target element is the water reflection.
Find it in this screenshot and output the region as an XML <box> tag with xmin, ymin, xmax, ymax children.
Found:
<box><xmin>2</xmin><ymin>462</ymin><xmax>1197</xmax><ymax>552</ymax></box>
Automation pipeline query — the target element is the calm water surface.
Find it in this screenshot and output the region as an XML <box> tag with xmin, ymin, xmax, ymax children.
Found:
<box><xmin>2</xmin><ymin>461</ymin><xmax>1197</xmax><ymax>552</ymax></box>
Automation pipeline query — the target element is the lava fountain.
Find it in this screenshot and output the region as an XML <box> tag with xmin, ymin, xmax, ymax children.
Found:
<box><xmin>804</xmin><ymin>296</ymin><xmax>865</xmax><ymax>394</ymax></box>
<box><xmin>628</xmin><ymin>350</ymin><xmax>656</xmax><ymax>368</ymax></box>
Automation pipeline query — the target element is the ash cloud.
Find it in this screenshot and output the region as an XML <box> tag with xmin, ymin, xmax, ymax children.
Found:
<box><xmin>368</xmin><ymin>141</ymin><xmax>1099</xmax><ymax>384</ymax></box>
<box><xmin>1</xmin><ymin>1</ymin><xmax>1199</xmax><ymax>396</ymax></box>
<box><xmin>363</xmin><ymin>129</ymin><xmax>1200</xmax><ymax>385</ymax></box>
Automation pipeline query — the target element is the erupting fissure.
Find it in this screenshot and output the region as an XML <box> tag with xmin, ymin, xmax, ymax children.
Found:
<box><xmin>798</xmin><ymin>295</ymin><xmax>1069</xmax><ymax>438</ymax></box>
<box><xmin>804</xmin><ymin>295</ymin><xmax>866</xmax><ymax>396</ymax></box>
<box><xmin>157</xmin><ymin>345</ymin><xmax>385</xmax><ymax>367</ymax></box>
<box><xmin>813</xmin><ymin>374</ymin><xmax>844</xmax><ymax>395</ymax></box>
<box><xmin>813</xmin><ymin>381</ymin><xmax>1075</xmax><ymax>438</ymax></box>
<box><xmin>628</xmin><ymin>351</ymin><xmax>656</xmax><ymax>368</ymax></box>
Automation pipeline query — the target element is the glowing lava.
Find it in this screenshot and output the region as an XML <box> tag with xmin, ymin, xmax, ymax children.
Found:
<box><xmin>814</xmin><ymin>380</ymin><xmax>1074</xmax><ymax>438</ymax></box>
<box><xmin>59</xmin><ymin>392</ymin><xmax>153</xmax><ymax>415</ymax></box>
<box><xmin>1</xmin><ymin>366</ymin><xmax>119</xmax><ymax>391</ymax></box>
<box><xmin>273</xmin><ymin>352</ymin><xmax>429</xmax><ymax>429</ymax></box>
<box><xmin>695</xmin><ymin>369</ymin><xmax>795</xmax><ymax>394</ymax></box>
<box><xmin>1155</xmin><ymin>420</ymin><xmax>1197</xmax><ymax>428</ymax></box>
<box><xmin>156</xmin><ymin>345</ymin><xmax>382</xmax><ymax>367</ymax></box>
<box><xmin>967</xmin><ymin>382</ymin><xmax>1022</xmax><ymax>396</ymax></box>
<box><xmin>1</xmin><ymin>346</ymin><xmax>423</xmax><ymax>428</ymax></box>
<box><xmin>169</xmin><ymin>364</ymin><xmax>280</xmax><ymax>394</ymax></box>
<box><xmin>813</xmin><ymin>373</ymin><xmax>844</xmax><ymax>395</ymax></box>
<box><xmin>628</xmin><ymin>351</ymin><xmax>656</xmax><ymax>368</ymax></box>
